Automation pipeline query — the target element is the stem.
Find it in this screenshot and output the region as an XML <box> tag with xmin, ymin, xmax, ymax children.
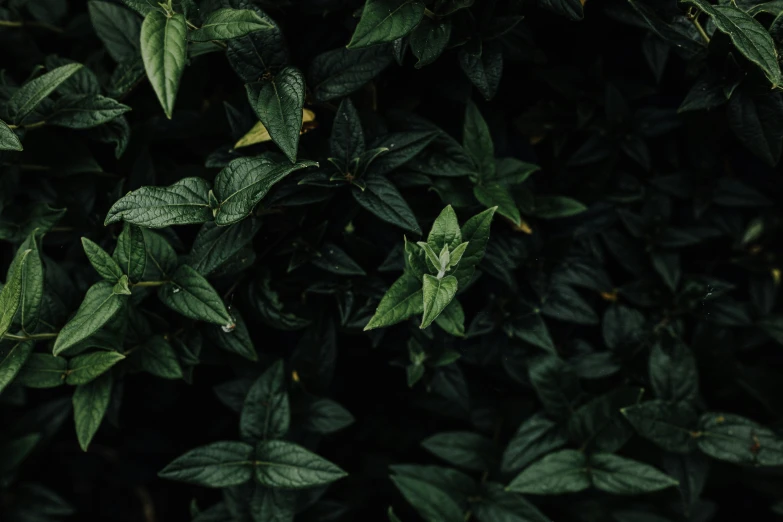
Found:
<box><xmin>0</xmin><ymin>20</ymin><xmax>64</xmax><ymax>33</ymax></box>
<box><xmin>687</xmin><ymin>10</ymin><xmax>710</xmax><ymax>44</ymax></box>
<box><xmin>3</xmin><ymin>332</ymin><xmax>59</xmax><ymax>341</ymax></box>
<box><xmin>132</xmin><ymin>280</ymin><xmax>169</xmax><ymax>287</ymax></box>
<box><xmin>7</xmin><ymin>121</ymin><xmax>46</xmax><ymax>130</ymax></box>
<box><xmin>423</xmin><ymin>8</ymin><xmax>437</xmax><ymax>20</ymax></box>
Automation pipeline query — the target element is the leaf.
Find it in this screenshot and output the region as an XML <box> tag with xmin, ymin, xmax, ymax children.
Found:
<box><xmin>452</xmin><ymin>206</ymin><xmax>496</xmax><ymax>287</ymax></box>
<box><xmin>234</xmin><ymin>109</ymin><xmax>316</xmax><ymax>149</ymax></box>
<box><xmin>501</xmin><ymin>413</ymin><xmax>568</xmax><ymax>473</ymax></box>
<box><xmin>9</xmin><ymin>233</ymin><xmax>43</xmax><ymax>334</ymax></box>
<box><xmin>7</xmin><ymin>63</ymin><xmax>83</xmax><ymax>124</ymax></box>
<box><xmin>568</xmin><ymin>387</ymin><xmax>641</xmax><ymax>453</ymax></box>
<box><xmin>410</xmin><ymin>18</ymin><xmax>452</xmax><ymax>68</ymax></box>
<box><xmin>305</xmin><ymin>398</ymin><xmax>355</xmax><ymax>434</ymax></box>
<box><xmin>364</xmin><ymin>272</ymin><xmax>424</xmax><ymax>330</ymax></box>
<box><xmin>390</xmin><ymin>475</ymin><xmax>464</xmax><ymax>522</ymax></box>
<box><xmin>159</xmin><ymin>441</ymin><xmax>255</xmax><ymax>488</ymax></box>
<box><xmin>472</xmin><ymin>482</ymin><xmax>552</xmax><ymax>522</ymax></box>
<box><xmin>352</xmin><ymin>174</ymin><xmax>420</xmax><ymax>233</ymax></box>
<box><xmin>142</xmin><ymin>229</ymin><xmax>178</xmax><ymax>280</ymax></box>
<box><xmin>541</xmin><ymin>285</ymin><xmax>598</xmax><ymax>325</ymax></box>
<box><xmin>16</xmin><ymin>354</ymin><xmax>67</xmax><ymax>388</ymax></box>
<box><xmin>312</xmin><ymin>242</ymin><xmax>366</xmax><ymax>276</ymax></box>
<box><xmin>53</xmin><ymin>281</ymin><xmax>128</xmax><ymax>356</ymax></box>
<box><xmin>190</xmin><ymin>9</ymin><xmax>272</xmax><ymax>42</ymax></box>
<box><xmin>622</xmin><ymin>400</ymin><xmax>698</xmax><ymax>453</ymax></box>
<box><xmin>251</xmin><ymin>274</ymin><xmax>311</xmax><ymax>331</ymax></box>
<box><xmin>475</xmin><ymin>184</ymin><xmax>521</xmax><ymax>226</ymax></box>
<box><xmin>726</xmin><ymin>88</ymin><xmax>783</xmax><ymax>166</ymax></box>
<box><xmin>683</xmin><ymin>0</ymin><xmax>782</xmax><ymax>87</ymax></box>
<box><xmin>105</xmin><ymin>177</ymin><xmax>212</xmax><ymax>228</ymax></box>
<box><xmin>348</xmin><ymin>0</ymin><xmax>426</xmax><ymax>49</ymax></box>
<box><xmin>240</xmin><ymin>360</ymin><xmax>290</xmax><ymax>443</ymax></box>
<box><xmin>254</xmin><ymin>440</ymin><xmax>347</xmax><ymax>489</ymax></box>
<box><xmin>88</xmin><ymin>1</ymin><xmax>142</xmax><ymax>62</ymax></box>
<box><xmin>113</xmin><ymin>223</ymin><xmax>146</xmax><ymax>283</ymax></box>
<box><xmin>135</xmin><ymin>335</ymin><xmax>183</xmax><ymax>379</ymax></box>
<box><xmin>330</xmin><ymin>98</ymin><xmax>365</xmax><ymax>167</ymax></box>
<box><xmin>206</xmin><ymin>308</ymin><xmax>257</xmax><ymax>361</ymax></box>
<box><xmin>420</xmin><ymin>274</ymin><xmax>458</xmax><ymax>329</ymax></box>
<box><xmin>528</xmin><ymin>355</ymin><xmax>581</xmax><ymax>420</ymax></box>
<box><xmin>539</xmin><ymin>0</ymin><xmax>584</xmax><ymax>21</ymax></box>
<box><xmin>45</xmin><ymin>94</ymin><xmax>131</xmax><ymax>129</ymax></box>
<box><xmin>0</xmin><ymin>120</ymin><xmax>23</xmax><ymax>151</ymax></box>
<box><xmin>158</xmin><ymin>265</ymin><xmax>232</xmax><ymax>326</ymax></box>
<box><xmin>434</xmin><ymin>299</ymin><xmax>465</xmax><ymax>337</ymax></box>
<box><xmin>82</xmin><ymin>238</ymin><xmax>123</xmax><ymax>281</ymax></box>
<box><xmin>310</xmin><ymin>46</ymin><xmax>394</xmax><ymax>102</ymax></box>
<box><xmin>367</xmin><ymin>131</ymin><xmax>437</xmax><ymax>176</ymax></box>
<box><xmin>507</xmin><ymin>449</ymin><xmax>590</xmax><ymax>495</ymax></box>
<box><xmin>602</xmin><ymin>304</ymin><xmax>645</xmax><ymax>351</ymax></box>
<box><xmin>696</xmin><ymin>413</ymin><xmax>783</xmax><ymax>466</ymax></box>
<box><xmin>532</xmin><ymin>196</ymin><xmax>587</xmax><ymax>219</ymax></box>
<box><xmin>245</xmin><ymin>67</ymin><xmax>306</xmax><ymax>163</ymax></box>
<box><xmin>0</xmin><ymin>340</ymin><xmax>34</xmax><ymax>394</ymax></box>
<box><xmin>140</xmin><ymin>11</ymin><xmax>187</xmax><ymax>119</ymax></box>
<box><xmin>463</xmin><ymin>100</ymin><xmax>495</xmax><ymax>181</ymax></box>
<box><xmin>649</xmin><ymin>339</ymin><xmax>698</xmax><ymax>403</ymax></box>
<box><xmin>421</xmin><ymin>431</ymin><xmax>495</xmax><ymax>471</ymax></box>
<box><xmin>458</xmin><ymin>39</ymin><xmax>503</xmax><ymax>101</ymax></box>
<box><xmin>427</xmin><ymin>205</ymin><xmax>462</xmax><ymax>252</ymax></box>
<box><xmin>214</xmin><ymin>157</ymin><xmax>317</xmax><ymax>225</ymax></box>
<box><xmin>73</xmin><ymin>371</ymin><xmax>113</xmax><ymax>451</ymax></box>
<box><xmin>189</xmin><ymin>220</ymin><xmax>259</xmax><ymax>276</ymax></box>
<box><xmin>589</xmin><ymin>453</ymin><xmax>679</xmax><ymax>494</ymax></box>
<box><xmin>66</xmin><ymin>351</ymin><xmax>125</xmax><ymax>385</ymax></box>
<box><xmin>249</xmin><ymin>485</ymin><xmax>296</xmax><ymax>522</ymax></box>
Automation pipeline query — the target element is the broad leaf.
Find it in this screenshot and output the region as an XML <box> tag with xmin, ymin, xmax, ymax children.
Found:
<box><xmin>190</xmin><ymin>9</ymin><xmax>272</xmax><ymax>42</ymax></box>
<box><xmin>159</xmin><ymin>441</ymin><xmax>255</xmax><ymax>488</ymax></box>
<box><xmin>0</xmin><ymin>340</ymin><xmax>34</xmax><ymax>394</ymax></box>
<box><xmin>113</xmin><ymin>223</ymin><xmax>146</xmax><ymax>283</ymax></box>
<box><xmin>352</xmin><ymin>174</ymin><xmax>420</xmax><ymax>233</ymax></box>
<box><xmin>88</xmin><ymin>1</ymin><xmax>142</xmax><ymax>62</ymax></box>
<box><xmin>390</xmin><ymin>474</ymin><xmax>464</xmax><ymax>522</ymax></box>
<box><xmin>7</xmin><ymin>64</ymin><xmax>82</xmax><ymax>124</ymax></box>
<box><xmin>158</xmin><ymin>265</ymin><xmax>233</xmax><ymax>326</ymax></box>
<box><xmin>696</xmin><ymin>413</ymin><xmax>783</xmax><ymax>466</ymax></box>
<box><xmin>73</xmin><ymin>371</ymin><xmax>113</xmax><ymax>451</ymax></box>
<box><xmin>589</xmin><ymin>453</ymin><xmax>679</xmax><ymax>494</ymax></box>
<box><xmin>46</xmin><ymin>94</ymin><xmax>131</xmax><ymax>129</ymax></box>
<box><xmin>82</xmin><ymin>238</ymin><xmax>123</xmax><ymax>281</ymax></box>
<box><xmin>140</xmin><ymin>11</ymin><xmax>187</xmax><ymax>119</ymax></box>
<box><xmin>53</xmin><ymin>281</ymin><xmax>128</xmax><ymax>356</ymax></box>
<box><xmin>66</xmin><ymin>351</ymin><xmax>125</xmax><ymax>385</ymax></box>
<box><xmin>501</xmin><ymin>413</ymin><xmax>568</xmax><ymax>473</ymax></box>
<box><xmin>254</xmin><ymin>440</ymin><xmax>347</xmax><ymax>489</ymax></box>
<box><xmin>310</xmin><ymin>46</ymin><xmax>394</xmax><ymax>102</ymax></box>
<box><xmin>0</xmin><ymin>120</ymin><xmax>22</xmax><ymax>151</ymax></box>
<box><xmin>507</xmin><ymin>449</ymin><xmax>590</xmax><ymax>494</ymax></box>
<box><xmin>421</xmin><ymin>431</ymin><xmax>495</xmax><ymax>471</ymax></box>
<box><xmin>364</xmin><ymin>273</ymin><xmax>424</xmax><ymax>330</ymax></box>
<box><xmin>421</xmin><ymin>274</ymin><xmax>458</xmax><ymax>329</ymax></box>
<box><xmin>240</xmin><ymin>360</ymin><xmax>290</xmax><ymax>442</ymax></box>
<box><xmin>348</xmin><ymin>0</ymin><xmax>426</xmax><ymax>49</ymax></box>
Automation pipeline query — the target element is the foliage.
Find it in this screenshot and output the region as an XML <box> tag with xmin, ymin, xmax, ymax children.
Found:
<box><xmin>1</xmin><ymin>0</ymin><xmax>783</xmax><ymax>521</ymax></box>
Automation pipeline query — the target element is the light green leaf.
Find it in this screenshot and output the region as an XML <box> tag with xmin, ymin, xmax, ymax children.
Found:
<box><xmin>159</xmin><ymin>441</ymin><xmax>255</xmax><ymax>488</ymax></box>
<box><xmin>452</xmin><ymin>206</ymin><xmax>496</xmax><ymax>287</ymax></box>
<box><xmin>364</xmin><ymin>273</ymin><xmax>424</xmax><ymax>330</ymax></box>
<box><xmin>0</xmin><ymin>120</ymin><xmax>23</xmax><ymax>151</ymax></box>
<box><xmin>475</xmin><ymin>184</ymin><xmax>520</xmax><ymax>226</ymax></box>
<box><xmin>9</xmin><ymin>233</ymin><xmax>43</xmax><ymax>334</ymax></box>
<box><xmin>46</xmin><ymin>94</ymin><xmax>131</xmax><ymax>129</ymax></box>
<box><xmin>532</xmin><ymin>196</ymin><xmax>587</xmax><ymax>219</ymax></box>
<box><xmin>240</xmin><ymin>360</ymin><xmax>290</xmax><ymax>443</ymax></box>
<box><xmin>390</xmin><ymin>475</ymin><xmax>464</xmax><ymax>522</ymax></box>
<box><xmin>445</xmin><ymin>242</ymin><xmax>468</xmax><ymax>271</ymax></box>
<box><xmin>53</xmin><ymin>281</ymin><xmax>128</xmax><ymax>356</ymax></box>
<box><xmin>348</xmin><ymin>0</ymin><xmax>426</xmax><ymax>49</ymax></box>
<box><xmin>7</xmin><ymin>63</ymin><xmax>83</xmax><ymax>124</ymax></box>
<box><xmin>113</xmin><ymin>223</ymin><xmax>146</xmax><ymax>282</ymax></box>
<box><xmin>589</xmin><ymin>453</ymin><xmax>679</xmax><ymax>494</ymax></box>
<box><xmin>88</xmin><ymin>1</ymin><xmax>142</xmax><ymax>62</ymax></box>
<box><xmin>352</xmin><ymin>174</ymin><xmax>421</xmax><ymax>233</ymax></box>
<box><xmin>189</xmin><ymin>9</ymin><xmax>273</xmax><ymax>42</ymax></box>
<box><xmin>427</xmin><ymin>205</ymin><xmax>462</xmax><ymax>252</ymax></box>
<box><xmin>135</xmin><ymin>335</ymin><xmax>183</xmax><ymax>379</ymax></box>
<box><xmin>421</xmin><ymin>431</ymin><xmax>494</xmax><ymax>471</ymax></box>
<box><xmin>434</xmin><ymin>299</ymin><xmax>465</xmax><ymax>337</ymax></box>
<box><xmin>0</xmin><ymin>340</ymin><xmax>34</xmax><ymax>394</ymax></box>
<box><xmin>417</xmin><ymin>241</ymin><xmax>442</xmax><ymax>270</ymax></box>
<box><xmin>82</xmin><ymin>237</ymin><xmax>124</xmax><ymax>281</ymax></box>
<box><xmin>140</xmin><ymin>11</ymin><xmax>187</xmax><ymax>118</ymax></box>
<box><xmin>73</xmin><ymin>371</ymin><xmax>113</xmax><ymax>451</ymax></box>
<box><xmin>246</xmin><ymin>67</ymin><xmax>306</xmax><ymax>163</ymax></box>
<box><xmin>66</xmin><ymin>351</ymin><xmax>125</xmax><ymax>385</ymax></box>
<box><xmin>683</xmin><ymin>0</ymin><xmax>782</xmax><ymax>87</ymax></box>
<box><xmin>304</xmin><ymin>398</ymin><xmax>355</xmax><ymax>434</ymax></box>
<box><xmin>105</xmin><ymin>177</ymin><xmax>212</xmax><ymax>228</ymax></box>
<box><xmin>16</xmin><ymin>354</ymin><xmax>67</xmax><ymax>388</ymax></box>
<box><xmin>421</xmin><ymin>274</ymin><xmax>458</xmax><ymax>329</ymax></box>
<box><xmin>463</xmin><ymin>100</ymin><xmax>495</xmax><ymax>180</ymax></box>
<box><xmin>696</xmin><ymin>412</ymin><xmax>783</xmax><ymax>466</ymax></box>
<box><xmin>255</xmin><ymin>440</ymin><xmax>348</xmax><ymax>489</ymax></box>
<box><xmin>214</xmin><ymin>157</ymin><xmax>317</xmax><ymax>225</ymax></box>
<box><xmin>506</xmin><ymin>449</ymin><xmax>590</xmax><ymax>495</ymax></box>
<box><xmin>158</xmin><ymin>265</ymin><xmax>232</xmax><ymax>326</ymax></box>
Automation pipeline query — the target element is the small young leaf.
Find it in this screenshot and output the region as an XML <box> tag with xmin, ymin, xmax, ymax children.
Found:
<box><xmin>428</xmin><ymin>205</ymin><xmax>462</xmax><ymax>252</ymax></box>
<box><xmin>420</xmin><ymin>274</ymin><xmax>458</xmax><ymax>329</ymax></box>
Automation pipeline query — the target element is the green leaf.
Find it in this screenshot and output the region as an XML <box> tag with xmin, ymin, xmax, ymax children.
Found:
<box><xmin>140</xmin><ymin>11</ymin><xmax>187</xmax><ymax>119</ymax></box>
<box><xmin>0</xmin><ymin>340</ymin><xmax>34</xmax><ymax>394</ymax></box>
<box><xmin>66</xmin><ymin>351</ymin><xmax>124</xmax><ymax>386</ymax></box>
<box><xmin>364</xmin><ymin>273</ymin><xmax>424</xmax><ymax>330</ymax></box>
<box><xmin>113</xmin><ymin>223</ymin><xmax>146</xmax><ymax>282</ymax></box>
<box><xmin>206</xmin><ymin>308</ymin><xmax>257</xmax><ymax>361</ymax></box>
<box><xmin>463</xmin><ymin>101</ymin><xmax>495</xmax><ymax>181</ymax></box>
<box><xmin>474</xmin><ymin>184</ymin><xmax>521</xmax><ymax>226</ymax></box>
<box><xmin>189</xmin><ymin>220</ymin><xmax>259</xmax><ymax>276</ymax></box>
<box><xmin>589</xmin><ymin>453</ymin><xmax>679</xmax><ymax>494</ymax></box>
<box><xmin>82</xmin><ymin>237</ymin><xmax>123</xmax><ymax>281</ymax></box>
<box><xmin>158</xmin><ymin>265</ymin><xmax>232</xmax><ymax>326</ymax></box>
<box><xmin>73</xmin><ymin>371</ymin><xmax>113</xmax><ymax>451</ymax></box>
<box><xmin>7</xmin><ymin>64</ymin><xmax>83</xmax><ymax>124</ymax></box>
<box><xmin>214</xmin><ymin>157</ymin><xmax>317</xmax><ymax>225</ymax></box>
<box><xmin>410</xmin><ymin>18</ymin><xmax>452</xmax><ymax>68</ymax></box>
<box><xmin>310</xmin><ymin>46</ymin><xmax>394</xmax><ymax>102</ymax></box>
<box><xmin>189</xmin><ymin>9</ymin><xmax>273</xmax><ymax>42</ymax></box>
<box><xmin>240</xmin><ymin>360</ymin><xmax>290</xmax><ymax>443</ymax></box>
<box><xmin>248</xmin><ymin>485</ymin><xmax>296</xmax><ymax>522</ymax></box>
<box><xmin>352</xmin><ymin>174</ymin><xmax>421</xmax><ymax>233</ymax></box>
<box><xmin>390</xmin><ymin>474</ymin><xmax>464</xmax><ymax>522</ymax></box>
<box><xmin>255</xmin><ymin>440</ymin><xmax>348</xmax><ymax>489</ymax></box>
<box><xmin>507</xmin><ymin>449</ymin><xmax>591</xmax><ymax>495</ymax></box>
<box><xmin>507</xmin><ymin>310</ymin><xmax>555</xmax><ymax>354</ymax></box>
<box><xmin>434</xmin><ymin>299</ymin><xmax>465</xmax><ymax>337</ymax></box>
<box><xmin>159</xmin><ymin>441</ymin><xmax>255</xmax><ymax>488</ymax></box>
<box><xmin>427</xmin><ymin>205</ymin><xmax>462</xmax><ymax>252</ymax></box>
<box><xmin>105</xmin><ymin>177</ymin><xmax>212</xmax><ymax>228</ymax></box>
<box><xmin>473</xmin><ymin>482</ymin><xmax>551</xmax><ymax>522</ymax></box>
<box><xmin>696</xmin><ymin>412</ymin><xmax>783</xmax><ymax>466</ymax></box>
<box><xmin>0</xmin><ymin>120</ymin><xmax>23</xmax><ymax>151</ymax></box>
<box><xmin>501</xmin><ymin>413</ymin><xmax>568</xmax><ymax>473</ymax></box>
<box><xmin>312</xmin><ymin>242</ymin><xmax>366</xmax><ymax>276</ymax></box>
<box><xmin>88</xmin><ymin>1</ymin><xmax>142</xmax><ymax>62</ymax></box>
<box><xmin>452</xmin><ymin>206</ymin><xmax>496</xmax><ymax>287</ymax></box>
<box><xmin>528</xmin><ymin>355</ymin><xmax>581</xmax><ymax>420</ymax></box>
<box><xmin>251</xmin><ymin>274</ymin><xmax>311</xmax><ymax>331</ymax></box>
<box><xmin>16</xmin><ymin>354</ymin><xmax>67</xmax><ymax>388</ymax></box>
<box><xmin>246</xmin><ymin>67</ymin><xmax>306</xmax><ymax>163</ymax></box>
<box><xmin>459</xmin><ymin>39</ymin><xmax>503</xmax><ymax>101</ymax></box>
<box><xmin>45</xmin><ymin>94</ymin><xmax>131</xmax><ymax>129</ymax></box>
<box><xmin>621</xmin><ymin>400</ymin><xmax>698</xmax><ymax>453</ymax></box>
<box><xmin>330</xmin><ymin>98</ymin><xmax>365</xmax><ymax>168</ymax></box>
<box><xmin>134</xmin><ymin>335</ymin><xmax>183</xmax><ymax>379</ymax></box>
<box><xmin>568</xmin><ymin>387</ymin><xmax>641</xmax><ymax>453</ymax></box>
<box><xmin>53</xmin><ymin>281</ymin><xmax>128</xmax><ymax>356</ymax></box>
<box><xmin>683</xmin><ymin>0</ymin><xmax>782</xmax><ymax>87</ymax></box>
<box><xmin>304</xmin><ymin>398</ymin><xmax>355</xmax><ymax>434</ymax></box>
<box><xmin>9</xmin><ymin>233</ymin><xmax>43</xmax><ymax>334</ymax></box>
<box><xmin>649</xmin><ymin>339</ymin><xmax>698</xmax><ymax>403</ymax></box>
<box><xmin>367</xmin><ymin>131</ymin><xmax>438</xmax><ymax>176</ymax></box>
<box><xmin>348</xmin><ymin>0</ymin><xmax>426</xmax><ymax>49</ymax></box>
<box><xmin>602</xmin><ymin>304</ymin><xmax>645</xmax><ymax>351</ymax></box>
<box><xmin>421</xmin><ymin>431</ymin><xmax>495</xmax><ymax>472</ymax></box>
<box><xmin>532</xmin><ymin>196</ymin><xmax>587</xmax><ymax>219</ymax></box>
<box><xmin>726</xmin><ymin>88</ymin><xmax>783</xmax><ymax>167</ymax></box>
<box><xmin>421</xmin><ymin>274</ymin><xmax>458</xmax><ymax>329</ymax></box>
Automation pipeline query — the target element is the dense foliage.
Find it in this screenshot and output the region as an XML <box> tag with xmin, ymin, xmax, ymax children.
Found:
<box><xmin>2</xmin><ymin>0</ymin><xmax>783</xmax><ymax>520</ymax></box>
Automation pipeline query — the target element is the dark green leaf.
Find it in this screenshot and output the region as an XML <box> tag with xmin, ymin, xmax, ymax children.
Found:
<box><xmin>158</xmin><ymin>265</ymin><xmax>233</xmax><ymax>326</ymax></box>
<box><xmin>240</xmin><ymin>360</ymin><xmax>290</xmax><ymax>442</ymax></box>
<box><xmin>159</xmin><ymin>441</ymin><xmax>255</xmax><ymax>487</ymax></box>
<box><xmin>73</xmin><ymin>371</ymin><xmax>113</xmax><ymax>451</ymax></box>
<box><xmin>140</xmin><ymin>11</ymin><xmax>187</xmax><ymax>119</ymax></box>
<box><xmin>348</xmin><ymin>0</ymin><xmax>426</xmax><ymax>49</ymax></box>
<box><xmin>255</xmin><ymin>440</ymin><xmax>348</xmax><ymax>489</ymax></box>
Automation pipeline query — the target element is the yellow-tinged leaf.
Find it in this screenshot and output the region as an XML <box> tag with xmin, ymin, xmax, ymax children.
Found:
<box><xmin>234</xmin><ymin>109</ymin><xmax>317</xmax><ymax>149</ymax></box>
<box><xmin>512</xmin><ymin>219</ymin><xmax>533</xmax><ymax>234</ymax></box>
<box><xmin>600</xmin><ymin>290</ymin><xmax>618</xmax><ymax>302</ymax></box>
<box><xmin>772</xmin><ymin>268</ymin><xmax>781</xmax><ymax>285</ymax></box>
